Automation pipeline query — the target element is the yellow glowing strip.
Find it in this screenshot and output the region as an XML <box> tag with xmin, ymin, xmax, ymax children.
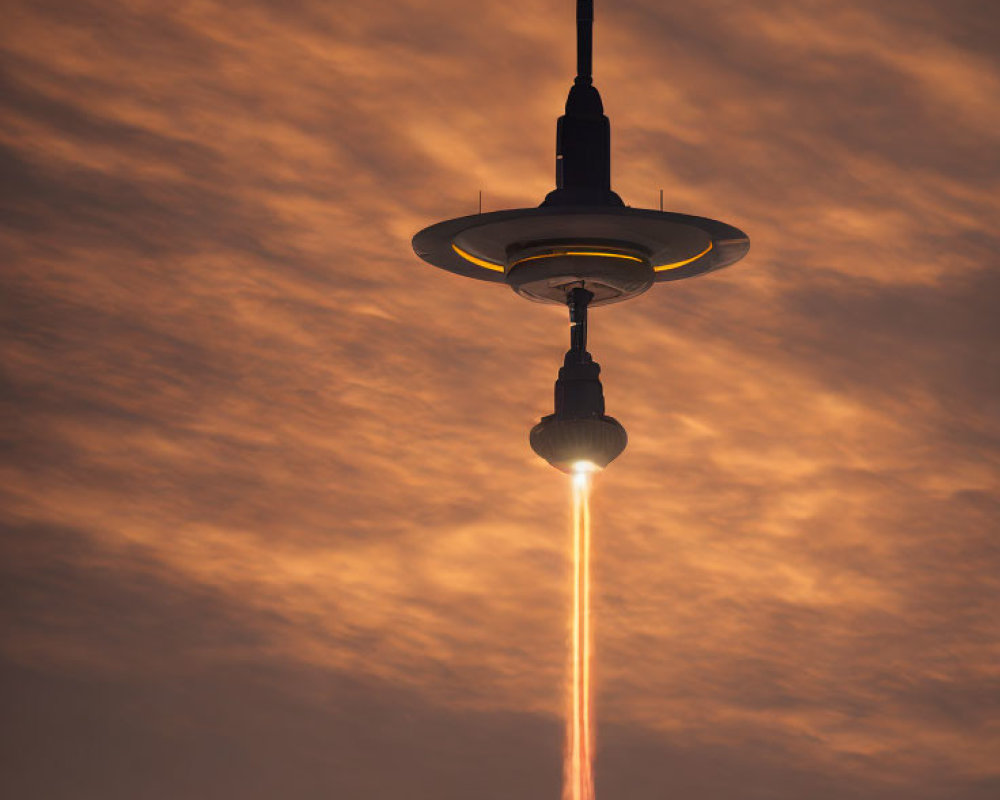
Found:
<box><xmin>451</xmin><ymin>243</ymin><xmax>504</xmax><ymax>272</ymax></box>
<box><xmin>653</xmin><ymin>241</ymin><xmax>713</xmax><ymax>272</ymax></box>
<box><xmin>511</xmin><ymin>250</ymin><xmax>645</xmax><ymax>268</ymax></box>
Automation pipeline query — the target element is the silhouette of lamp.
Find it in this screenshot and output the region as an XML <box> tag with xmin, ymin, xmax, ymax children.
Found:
<box><xmin>413</xmin><ymin>0</ymin><xmax>749</xmax><ymax>472</ymax></box>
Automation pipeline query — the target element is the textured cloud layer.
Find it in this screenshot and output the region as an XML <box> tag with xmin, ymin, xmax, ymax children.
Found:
<box><xmin>2</xmin><ymin>1</ymin><xmax>999</xmax><ymax>797</ymax></box>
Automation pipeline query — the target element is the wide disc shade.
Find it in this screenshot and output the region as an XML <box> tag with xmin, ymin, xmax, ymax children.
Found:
<box><xmin>412</xmin><ymin>205</ymin><xmax>749</xmax><ymax>284</ymax></box>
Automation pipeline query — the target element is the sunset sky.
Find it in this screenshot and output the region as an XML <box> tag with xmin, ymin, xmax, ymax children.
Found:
<box><xmin>2</xmin><ymin>1</ymin><xmax>999</xmax><ymax>797</ymax></box>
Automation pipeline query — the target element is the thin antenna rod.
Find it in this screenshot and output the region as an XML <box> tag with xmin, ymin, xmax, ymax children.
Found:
<box><xmin>576</xmin><ymin>0</ymin><xmax>593</xmax><ymax>84</ymax></box>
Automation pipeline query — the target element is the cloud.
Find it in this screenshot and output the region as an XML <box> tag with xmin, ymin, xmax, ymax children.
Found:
<box><xmin>2</xmin><ymin>0</ymin><xmax>999</xmax><ymax>797</ymax></box>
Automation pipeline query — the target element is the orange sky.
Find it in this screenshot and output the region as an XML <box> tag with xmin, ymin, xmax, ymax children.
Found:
<box><xmin>2</xmin><ymin>1</ymin><xmax>999</xmax><ymax>797</ymax></box>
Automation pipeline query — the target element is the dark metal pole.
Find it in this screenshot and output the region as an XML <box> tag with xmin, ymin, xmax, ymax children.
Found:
<box><xmin>576</xmin><ymin>0</ymin><xmax>593</xmax><ymax>84</ymax></box>
<box><xmin>568</xmin><ymin>286</ymin><xmax>593</xmax><ymax>359</ymax></box>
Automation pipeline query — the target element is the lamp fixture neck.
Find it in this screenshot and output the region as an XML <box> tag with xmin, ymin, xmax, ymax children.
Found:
<box><xmin>542</xmin><ymin>0</ymin><xmax>623</xmax><ymax>208</ymax></box>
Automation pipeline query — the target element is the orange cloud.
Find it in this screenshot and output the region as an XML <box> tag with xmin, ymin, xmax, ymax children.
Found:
<box><xmin>2</xmin><ymin>0</ymin><xmax>998</xmax><ymax>797</ymax></box>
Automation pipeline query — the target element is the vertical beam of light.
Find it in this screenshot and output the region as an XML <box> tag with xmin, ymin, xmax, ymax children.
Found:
<box><xmin>565</xmin><ymin>469</ymin><xmax>595</xmax><ymax>800</ymax></box>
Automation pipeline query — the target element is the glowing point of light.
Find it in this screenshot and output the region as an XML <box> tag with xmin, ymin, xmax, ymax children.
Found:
<box><xmin>653</xmin><ymin>240</ymin><xmax>713</xmax><ymax>271</ymax></box>
<box><xmin>451</xmin><ymin>243</ymin><xmax>505</xmax><ymax>272</ymax></box>
<box><xmin>572</xmin><ymin>460</ymin><xmax>597</xmax><ymax>488</ymax></box>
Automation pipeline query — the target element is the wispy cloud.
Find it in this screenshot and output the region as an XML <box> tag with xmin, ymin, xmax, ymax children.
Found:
<box><xmin>2</xmin><ymin>0</ymin><xmax>998</xmax><ymax>797</ymax></box>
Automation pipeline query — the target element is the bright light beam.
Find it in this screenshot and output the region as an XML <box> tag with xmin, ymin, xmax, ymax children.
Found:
<box><xmin>566</xmin><ymin>466</ymin><xmax>595</xmax><ymax>800</ymax></box>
